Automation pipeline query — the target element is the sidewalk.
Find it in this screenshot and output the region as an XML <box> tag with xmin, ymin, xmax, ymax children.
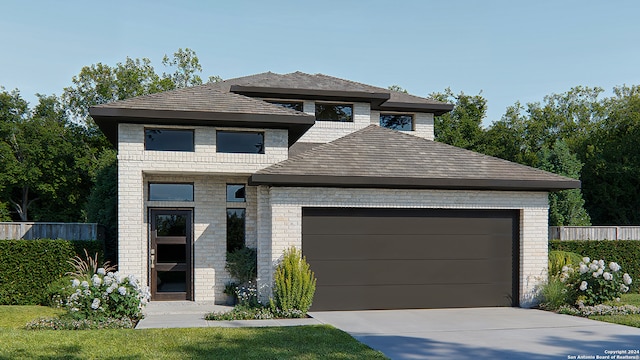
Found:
<box><xmin>135</xmin><ymin>301</ymin><xmax>323</xmax><ymax>329</ymax></box>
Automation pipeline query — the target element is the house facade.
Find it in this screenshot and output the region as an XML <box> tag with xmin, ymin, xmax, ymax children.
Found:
<box><xmin>90</xmin><ymin>72</ymin><xmax>580</xmax><ymax>310</ymax></box>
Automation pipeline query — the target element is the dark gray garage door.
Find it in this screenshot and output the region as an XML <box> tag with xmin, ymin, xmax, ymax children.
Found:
<box><xmin>302</xmin><ymin>208</ymin><xmax>519</xmax><ymax>311</ymax></box>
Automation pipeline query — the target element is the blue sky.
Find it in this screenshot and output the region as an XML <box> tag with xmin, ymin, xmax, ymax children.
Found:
<box><xmin>2</xmin><ymin>0</ymin><xmax>639</xmax><ymax>125</ymax></box>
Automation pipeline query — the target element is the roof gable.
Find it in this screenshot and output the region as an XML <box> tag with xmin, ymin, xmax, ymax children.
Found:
<box><xmin>250</xmin><ymin>125</ymin><xmax>581</xmax><ymax>191</ymax></box>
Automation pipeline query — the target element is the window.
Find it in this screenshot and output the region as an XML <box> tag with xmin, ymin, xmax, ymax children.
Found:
<box><xmin>315</xmin><ymin>103</ymin><xmax>353</xmax><ymax>122</ymax></box>
<box><xmin>380</xmin><ymin>114</ymin><xmax>414</xmax><ymax>131</ymax></box>
<box><xmin>217</xmin><ymin>131</ymin><xmax>264</xmax><ymax>154</ymax></box>
<box><xmin>145</xmin><ymin>128</ymin><xmax>194</xmax><ymax>151</ymax></box>
<box><xmin>149</xmin><ymin>183</ymin><xmax>194</xmax><ymax>201</ymax></box>
<box><xmin>226</xmin><ymin>184</ymin><xmax>246</xmax><ymax>202</ymax></box>
<box><xmin>227</xmin><ymin>208</ymin><xmax>246</xmax><ymax>252</ymax></box>
<box><xmin>266</xmin><ymin>100</ymin><xmax>303</xmax><ymax>112</ymax></box>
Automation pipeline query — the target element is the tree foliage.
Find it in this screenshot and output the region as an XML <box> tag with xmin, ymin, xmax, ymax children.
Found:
<box><xmin>431</xmin><ymin>88</ymin><xmax>487</xmax><ymax>152</ymax></box>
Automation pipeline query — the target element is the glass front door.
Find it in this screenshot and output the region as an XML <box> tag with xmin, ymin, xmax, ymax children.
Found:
<box><xmin>150</xmin><ymin>209</ymin><xmax>193</xmax><ymax>300</ymax></box>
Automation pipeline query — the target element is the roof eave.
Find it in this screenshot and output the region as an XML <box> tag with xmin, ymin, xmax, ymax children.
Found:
<box><xmin>89</xmin><ymin>107</ymin><xmax>315</xmax><ymax>146</ymax></box>
<box><xmin>230</xmin><ymin>85</ymin><xmax>391</xmax><ymax>105</ymax></box>
<box><xmin>375</xmin><ymin>102</ymin><xmax>455</xmax><ymax>115</ymax></box>
<box><xmin>249</xmin><ymin>174</ymin><xmax>581</xmax><ymax>192</ymax></box>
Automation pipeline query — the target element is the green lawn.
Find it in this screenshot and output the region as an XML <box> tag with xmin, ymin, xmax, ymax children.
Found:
<box><xmin>0</xmin><ymin>306</ymin><xmax>388</xmax><ymax>360</ymax></box>
<box><xmin>588</xmin><ymin>293</ymin><xmax>640</xmax><ymax>328</ymax></box>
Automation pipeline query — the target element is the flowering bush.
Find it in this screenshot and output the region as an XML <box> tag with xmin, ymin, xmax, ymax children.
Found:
<box><xmin>65</xmin><ymin>269</ymin><xmax>150</xmax><ymax>321</ymax></box>
<box><xmin>558</xmin><ymin>303</ymin><xmax>640</xmax><ymax>317</ymax></box>
<box><xmin>560</xmin><ymin>257</ymin><xmax>632</xmax><ymax>306</ymax></box>
<box><xmin>235</xmin><ymin>281</ymin><xmax>260</xmax><ymax>308</ymax></box>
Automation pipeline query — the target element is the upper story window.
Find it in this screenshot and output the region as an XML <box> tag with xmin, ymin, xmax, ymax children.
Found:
<box><xmin>148</xmin><ymin>183</ymin><xmax>194</xmax><ymax>201</ymax></box>
<box><xmin>217</xmin><ymin>131</ymin><xmax>264</xmax><ymax>154</ymax></box>
<box><xmin>266</xmin><ymin>100</ymin><xmax>303</xmax><ymax>112</ymax></box>
<box><xmin>315</xmin><ymin>103</ymin><xmax>353</xmax><ymax>122</ymax></box>
<box><xmin>380</xmin><ymin>114</ymin><xmax>414</xmax><ymax>131</ymax></box>
<box><xmin>145</xmin><ymin>128</ymin><xmax>194</xmax><ymax>151</ymax></box>
<box><xmin>226</xmin><ymin>184</ymin><xmax>246</xmax><ymax>202</ymax></box>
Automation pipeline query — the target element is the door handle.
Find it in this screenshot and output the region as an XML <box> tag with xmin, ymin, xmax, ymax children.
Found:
<box><xmin>151</xmin><ymin>254</ymin><xmax>155</xmax><ymax>269</ymax></box>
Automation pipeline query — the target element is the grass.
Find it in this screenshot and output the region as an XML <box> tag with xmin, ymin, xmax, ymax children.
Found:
<box><xmin>587</xmin><ymin>293</ymin><xmax>640</xmax><ymax>328</ymax></box>
<box><xmin>0</xmin><ymin>306</ymin><xmax>387</xmax><ymax>360</ymax></box>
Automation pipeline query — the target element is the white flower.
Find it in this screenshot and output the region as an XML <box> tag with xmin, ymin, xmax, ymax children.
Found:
<box><xmin>97</xmin><ymin>268</ymin><xmax>106</xmax><ymax>276</ymax></box>
<box><xmin>561</xmin><ymin>266</ymin><xmax>569</xmax><ymax>273</ymax></box>
<box><xmin>92</xmin><ymin>274</ymin><xmax>102</xmax><ymax>287</ymax></box>
<box><xmin>118</xmin><ymin>286</ymin><xmax>127</xmax><ymax>295</ymax></box>
<box><xmin>598</xmin><ymin>259</ymin><xmax>605</xmax><ymax>267</ymax></box>
<box><xmin>623</xmin><ymin>273</ymin><xmax>633</xmax><ymax>285</ymax></box>
<box><xmin>621</xmin><ymin>284</ymin><xmax>630</xmax><ymax>293</ymax></box>
<box><xmin>91</xmin><ymin>298</ymin><xmax>101</xmax><ymax>310</ymax></box>
<box><xmin>81</xmin><ymin>280</ymin><xmax>89</xmax><ymax>289</ymax></box>
<box><xmin>589</xmin><ymin>263</ymin><xmax>598</xmax><ymax>271</ymax></box>
<box><xmin>609</xmin><ymin>262</ymin><xmax>621</xmax><ymax>272</ymax></box>
<box><xmin>71</xmin><ymin>279</ymin><xmax>80</xmax><ymax>287</ymax></box>
<box><xmin>593</xmin><ymin>271</ymin><xmax>600</xmax><ymax>278</ymax></box>
<box><xmin>596</xmin><ymin>268</ymin><xmax>603</xmax><ymax>276</ymax></box>
<box><xmin>579</xmin><ymin>264</ymin><xmax>589</xmax><ymax>274</ymax></box>
<box><xmin>603</xmin><ymin>272</ymin><xmax>613</xmax><ymax>281</ymax></box>
<box><xmin>104</xmin><ymin>276</ymin><xmax>113</xmax><ymax>286</ymax></box>
<box><xmin>583</xmin><ymin>257</ymin><xmax>590</xmax><ymax>264</ymax></box>
<box><xmin>580</xmin><ymin>281</ymin><xmax>588</xmax><ymax>291</ymax></box>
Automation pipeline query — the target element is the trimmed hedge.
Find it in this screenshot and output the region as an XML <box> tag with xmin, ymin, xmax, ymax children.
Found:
<box><xmin>0</xmin><ymin>239</ymin><xmax>104</xmax><ymax>305</ymax></box>
<box><xmin>550</xmin><ymin>240</ymin><xmax>640</xmax><ymax>291</ymax></box>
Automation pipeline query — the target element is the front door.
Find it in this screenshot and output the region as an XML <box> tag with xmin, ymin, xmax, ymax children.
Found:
<box><xmin>150</xmin><ymin>209</ymin><xmax>193</xmax><ymax>300</ymax></box>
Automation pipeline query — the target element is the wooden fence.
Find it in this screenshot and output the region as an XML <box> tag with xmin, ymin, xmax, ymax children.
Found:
<box><xmin>549</xmin><ymin>226</ymin><xmax>640</xmax><ymax>241</ymax></box>
<box><xmin>0</xmin><ymin>222</ymin><xmax>104</xmax><ymax>241</ymax></box>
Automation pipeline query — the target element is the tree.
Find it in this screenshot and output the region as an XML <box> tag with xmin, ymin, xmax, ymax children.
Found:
<box><xmin>161</xmin><ymin>48</ymin><xmax>204</xmax><ymax>88</ymax></box>
<box><xmin>431</xmin><ymin>88</ymin><xmax>487</xmax><ymax>152</ymax></box>
<box><xmin>580</xmin><ymin>85</ymin><xmax>640</xmax><ymax>224</ymax></box>
<box><xmin>0</xmin><ymin>92</ymin><xmax>94</xmax><ymax>221</ymax></box>
<box><xmin>538</xmin><ymin>140</ymin><xmax>591</xmax><ymax>226</ymax></box>
<box><xmin>85</xmin><ymin>149</ymin><xmax>117</xmax><ymax>261</ymax></box>
<box><xmin>387</xmin><ymin>85</ymin><xmax>408</xmax><ymax>93</ymax></box>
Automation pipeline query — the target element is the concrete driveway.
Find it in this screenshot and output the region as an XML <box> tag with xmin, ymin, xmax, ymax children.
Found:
<box><xmin>309</xmin><ymin>308</ymin><xmax>640</xmax><ymax>360</ymax></box>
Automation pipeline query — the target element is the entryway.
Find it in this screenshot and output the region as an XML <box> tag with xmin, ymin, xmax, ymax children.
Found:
<box><xmin>149</xmin><ymin>209</ymin><xmax>193</xmax><ymax>300</ymax></box>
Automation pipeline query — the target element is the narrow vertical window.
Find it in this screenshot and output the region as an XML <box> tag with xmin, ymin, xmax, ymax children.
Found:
<box><xmin>227</xmin><ymin>208</ymin><xmax>246</xmax><ymax>252</ymax></box>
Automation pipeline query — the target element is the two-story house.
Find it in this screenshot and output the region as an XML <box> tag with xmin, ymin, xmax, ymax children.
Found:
<box><xmin>90</xmin><ymin>72</ymin><xmax>579</xmax><ymax>311</ymax></box>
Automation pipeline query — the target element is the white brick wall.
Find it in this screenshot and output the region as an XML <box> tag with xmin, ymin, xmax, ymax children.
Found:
<box><xmin>256</xmin><ymin>187</ymin><xmax>549</xmax><ymax>308</ymax></box>
<box><xmin>119</xmin><ymin>124</ymin><xmax>288</xmax><ymax>174</ymax></box>
<box><xmin>118</xmin><ymin>123</ymin><xmax>269</xmax><ymax>303</ymax></box>
<box><xmin>370</xmin><ymin>111</ymin><xmax>435</xmax><ymax>140</ymax></box>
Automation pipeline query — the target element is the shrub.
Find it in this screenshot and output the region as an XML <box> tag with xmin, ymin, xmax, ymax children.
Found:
<box><xmin>548</xmin><ymin>250</ymin><xmax>583</xmax><ymax>277</ymax></box>
<box><xmin>270</xmin><ymin>247</ymin><xmax>317</xmax><ymax>314</ymax></box>
<box><xmin>0</xmin><ymin>239</ymin><xmax>105</xmax><ymax>305</ymax></box>
<box><xmin>539</xmin><ymin>277</ymin><xmax>576</xmax><ymax>310</ymax></box>
<box><xmin>550</xmin><ymin>240</ymin><xmax>640</xmax><ymax>291</ymax></box>
<box><xmin>65</xmin><ymin>270</ymin><xmax>150</xmax><ymax>321</ymax></box>
<box><xmin>225</xmin><ymin>247</ymin><xmax>257</xmax><ymax>285</ymax></box>
<box><xmin>560</xmin><ymin>257</ymin><xmax>632</xmax><ymax>306</ymax></box>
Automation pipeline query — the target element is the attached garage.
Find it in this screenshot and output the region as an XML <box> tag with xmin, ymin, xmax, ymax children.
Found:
<box><xmin>302</xmin><ymin>208</ymin><xmax>519</xmax><ymax>311</ymax></box>
<box><xmin>250</xmin><ymin>125</ymin><xmax>581</xmax><ymax>310</ymax></box>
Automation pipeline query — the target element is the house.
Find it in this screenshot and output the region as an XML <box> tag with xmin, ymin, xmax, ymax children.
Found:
<box><xmin>90</xmin><ymin>71</ymin><xmax>580</xmax><ymax>311</ymax></box>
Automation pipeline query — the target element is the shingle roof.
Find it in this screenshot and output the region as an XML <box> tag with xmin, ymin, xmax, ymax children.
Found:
<box><xmin>214</xmin><ymin>72</ymin><xmax>453</xmax><ymax>114</ymax></box>
<box><xmin>250</xmin><ymin>125</ymin><xmax>580</xmax><ymax>191</ymax></box>
<box><xmin>92</xmin><ymin>86</ymin><xmax>309</xmax><ymax>116</ymax></box>
<box><xmin>89</xmin><ymin>87</ymin><xmax>314</xmax><ymax>146</ymax></box>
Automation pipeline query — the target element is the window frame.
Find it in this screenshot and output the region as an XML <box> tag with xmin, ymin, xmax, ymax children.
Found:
<box><xmin>226</xmin><ymin>184</ymin><xmax>246</xmax><ymax>203</ymax></box>
<box><xmin>226</xmin><ymin>208</ymin><xmax>246</xmax><ymax>252</ymax></box>
<box><xmin>216</xmin><ymin>130</ymin><xmax>265</xmax><ymax>154</ymax></box>
<box><xmin>379</xmin><ymin>113</ymin><xmax>415</xmax><ymax>131</ymax></box>
<box><xmin>144</xmin><ymin>128</ymin><xmax>195</xmax><ymax>152</ymax></box>
<box><xmin>265</xmin><ymin>100</ymin><xmax>304</xmax><ymax>112</ymax></box>
<box><xmin>315</xmin><ymin>103</ymin><xmax>354</xmax><ymax>122</ymax></box>
<box><xmin>148</xmin><ymin>182</ymin><xmax>194</xmax><ymax>202</ymax></box>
